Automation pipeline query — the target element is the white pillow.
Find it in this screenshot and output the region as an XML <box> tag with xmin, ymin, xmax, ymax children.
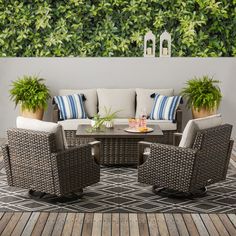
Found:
<box><xmin>16</xmin><ymin>116</ymin><xmax>68</xmax><ymax>151</ymax></box>
<box><xmin>59</xmin><ymin>89</ymin><xmax>97</xmax><ymax>118</ymax></box>
<box><xmin>179</xmin><ymin>114</ymin><xmax>222</xmax><ymax>148</ymax></box>
<box><xmin>97</xmin><ymin>89</ymin><xmax>136</xmax><ymax>118</ymax></box>
<box><xmin>136</xmin><ymin>88</ymin><xmax>174</xmax><ymax>118</ymax></box>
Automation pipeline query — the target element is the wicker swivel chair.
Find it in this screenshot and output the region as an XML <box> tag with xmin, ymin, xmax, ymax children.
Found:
<box><xmin>138</xmin><ymin>124</ymin><xmax>234</xmax><ymax>198</ymax></box>
<box><xmin>1</xmin><ymin>128</ymin><xmax>101</xmax><ymax>202</ymax></box>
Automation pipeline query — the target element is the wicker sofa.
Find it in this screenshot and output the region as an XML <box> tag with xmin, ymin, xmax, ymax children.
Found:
<box><xmin>53</xmin><ymin>88</ymin><xmax>182</xmax><ymax>146</ymax></box>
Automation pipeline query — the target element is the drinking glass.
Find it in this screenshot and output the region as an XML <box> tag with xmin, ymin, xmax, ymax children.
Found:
<box><xmin>135</xmin><ymin>119</ymin><xmax>140</xmax><ymax>129</ymax></box>
<box><xmin>140</xmin><ymin>108</ymin><xmax>147</xmax><ymax>128</ymax></box>
<box><xmin>128</xmin><ymin>118</ymin><xmax>136</xmax><ymax>129</ymax></box>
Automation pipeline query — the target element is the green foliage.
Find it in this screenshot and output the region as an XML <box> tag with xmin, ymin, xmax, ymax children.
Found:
<box><xmin>90</xmin><ymin>114</ymin><xmax>106</xmax><ymax>130</ymax></box>
<box><xmin>103</xmin><ymin>107</ymin><xmax>120</xmax><ymax>121</ymax></box>
<box><xmin>181</xmin><ymin>75</ymin><xmax>222</xmax><ymax>111</ymax></box>
<box><xmin>9</xmin><ymin>75</ymin><xmax>51</xmax><ymax>112</ymax></box>
<box><xmin>89</xmin><ymin>107</ymin><xmax>119</xmax><ymax>131</ymax></box>
<box><xmin>0</xmin><ymin>0</ymin><xmax>235</xmax><ymax>56</ymax></box>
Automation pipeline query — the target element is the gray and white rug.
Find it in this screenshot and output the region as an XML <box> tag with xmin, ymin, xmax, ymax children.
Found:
<box><xmin>0</xmin><ymin>159</ymin><xmax>236</xmax><ymax>213</ymax></box>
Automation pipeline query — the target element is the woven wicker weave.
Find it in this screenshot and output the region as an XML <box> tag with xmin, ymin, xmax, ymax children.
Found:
<box><xmin>65</xmin><ymin>130</ymin><xmax>95</xmax><ymax>147</ymax></box>
<box><xmin>75</xmin><ymin>125</ymin><xmax>163</xmax><ymax>165</ymax></box>
<box><xmin>2</xmin><ymin>128</ymin><xmax>100</xmax><ymax>196</ymax></box>
<box><xmin>100</xmin><ymin>137</ymin><xmax>144</xmax><ymax>165</ymax></box>
<box><xmin>138</xmin><ymin>124</ymin><xmax>234</xmax><ymax>193</ymax></box>
<box><xmin>65</xmin><ymin>129</ymin><xmax>175</xmax><ymax>148</ymax></box>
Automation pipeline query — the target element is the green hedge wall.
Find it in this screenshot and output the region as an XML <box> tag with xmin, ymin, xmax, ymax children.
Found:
<box><xmin>0</xmin><ymin>0</ymin><xmax>235</xmax><ymax>57</ymax></box>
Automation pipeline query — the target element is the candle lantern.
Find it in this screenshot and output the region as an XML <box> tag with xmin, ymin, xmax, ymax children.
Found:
<box><xmin>144</xmin><ymin>31</ymin><xmax>155</xmax><ymax>57</ymax></box>
<box><xmin>160</xmin><ymin>30</ymin><xmax>171</xmax><ymax>57</ymax></box>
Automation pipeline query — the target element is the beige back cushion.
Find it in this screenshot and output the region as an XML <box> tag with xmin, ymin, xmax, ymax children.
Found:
<box><xmin>59</xmin><ymin>89</ymin><xmax>97</xmax><ymax>118</ymax></box>
<box><xmin>135</xmin><ymin>88</ymin><xmax>174</xmax><ymax>118</ymax></box>
<box><xmin>16</xmin><ymin>116</ymin><xmax>68</xmax><ymax>151</ymax></box>
<box><xmin>97</xmin><ymin>89</ymin><xmax>136</xmax><ymax>118</ymax></box>
<box><xmin>179</xmin><ymin>114</ymin><xmax>223</xmax><ymax>148</ymax></box>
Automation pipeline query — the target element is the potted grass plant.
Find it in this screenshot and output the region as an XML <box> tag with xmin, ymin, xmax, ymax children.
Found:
<box><xmin>181</xmin><ymin>75</ymin><xmax>222</xmax><ymax>118</ymax></box>
<box><xmin>9</xmin><ymin>75</ymin><xmax>51</xmax><ymax>120</ymax></box>
<box><xmin>103</xmin><ymin>107</ymin><xmax>120</xmax><ymax>128</ymax></box>
<box><xmin>90</xmin><ymin>113</ymin><xmax>105</xmax><ymax>130</ymax></box>
<box><xmin>90</xmin><ymin>107</ymin><xmax>120</xmax><ymax>130</ymax></box>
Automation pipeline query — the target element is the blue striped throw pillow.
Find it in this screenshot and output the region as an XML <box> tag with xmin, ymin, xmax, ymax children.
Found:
<box><xmin>54</xmin><ymin>94</ymin><xmax>87</xmax><ymax>120</ymax></box>
<box><xmin>150</xmin><ymin>94</ymin><xmax>182</xmax><ymax>120</ymax></box>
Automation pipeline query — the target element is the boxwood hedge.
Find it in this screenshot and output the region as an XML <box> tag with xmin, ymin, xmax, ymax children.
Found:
<box><xmin>0</xmin><ymin>0</ymin><xmax>235</xmax><ymax>57</ymax></box>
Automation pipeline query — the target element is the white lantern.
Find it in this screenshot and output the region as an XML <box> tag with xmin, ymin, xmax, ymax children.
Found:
<box><xmin>160</xmin><ymin>30</ymin><xmax>171</xmax><ymax>57</ymax></box>
<box><xmin>144</xmin><ymin>31</ymin><xmax>155</xmax><ymax>57</ymax></box>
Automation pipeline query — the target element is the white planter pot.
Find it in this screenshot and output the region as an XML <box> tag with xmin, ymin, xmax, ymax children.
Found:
<box><xmin>104</xmin><ymin>121</ymin><xmax>114</xmax><ymax>128</ymax></box>
<box><xmin>91</xmin><ymin>119</ymin><xmax>96</xmax><ymax>127</ymax></box>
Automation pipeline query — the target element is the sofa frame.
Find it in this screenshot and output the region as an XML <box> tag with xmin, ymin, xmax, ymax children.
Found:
<box><xmin>53</xmin><ymin>104</ymin><xmax>182</xmax><ymax>146</ymax></box>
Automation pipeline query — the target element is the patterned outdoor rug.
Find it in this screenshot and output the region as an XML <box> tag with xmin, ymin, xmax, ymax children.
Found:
<box><xmin>0</xmin><ymin>158</ymin><xmax>236</xmax><ymax>213</ymax></box>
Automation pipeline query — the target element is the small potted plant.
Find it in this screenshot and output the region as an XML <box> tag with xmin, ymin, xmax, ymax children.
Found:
<box><xmin>181</xmin><ymin>75</ymin><xmax>222</xmax><ymax>118</ymax></box>
<box><xmin>103</xmin><ymin>107</ymin><xmax>120</xmax><ymax>128</ymax></box>
<box><xmin>91</xmin><ymin>114</ymin><xmax>105</xmax><ymax>130</ymax></box>
<box><xmin>9</xmin><ymin>75</ymin><xmax>51</xmax><ymax>120</ymax></box>
<box><xmin>90</xmin><ymin>107</ymin><xmax>120</xmax><ymax>131</ymax></box>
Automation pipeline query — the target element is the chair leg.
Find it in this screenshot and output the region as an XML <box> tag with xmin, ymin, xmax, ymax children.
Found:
<box><xmin>28</xmin><ymin>189</ymin><xmax>83</xmax><ymax>203</ymax></box>
<box><xmin>152</xmin><ymin>185</ymin><xmax>207</xmax><ymax>199</ymax></box>
<box><xmin>28</xmin><ymin>189</ymin><xmax>47</xmax><ymax>199</ymax></box>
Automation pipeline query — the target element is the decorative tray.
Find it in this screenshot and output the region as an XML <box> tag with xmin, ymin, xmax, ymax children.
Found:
<box><xmin>124</xmin><ymin>127</ymin><xmax>154</xmax><ymax>133</ymax></box>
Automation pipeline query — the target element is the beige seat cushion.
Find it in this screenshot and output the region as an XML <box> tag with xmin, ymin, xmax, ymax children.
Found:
<box><xmin>59</xmin><ymin>118</ymin><xmax>177</xmax><ymax>131</ymax></box>
<box><xmin>17</xmin><ymin>116</ymin><xmax>68</xmax><ymax>151</ymax></box>
<box><xmin>58</xmin><ymin>119</ymin><xmax>91</xmax><ymax>130</ymax></box>
<box><xmin>97</xmin><ymin>89</ymin><xmax>136</xmax><ymax>118</ymax></box>
<box><xmin>179</xmin><ymin>114</ymin><xmax>222</xmax><ymax>148</ymax></box>
<box><xmin>59</xmin><ymin>89</ymin><xmax>97</xmax><ymax>118</ymax></box>
<box><xmin>135</xmin><ymin>88</ymin><xmax>174</xmax><ymax>118</ymax></box>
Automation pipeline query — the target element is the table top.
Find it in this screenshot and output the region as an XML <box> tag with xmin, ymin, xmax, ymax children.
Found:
<box><xmin>76</xmin><ymin>124</ymin><xmax>163</xmax><ymax>138</ymax></box>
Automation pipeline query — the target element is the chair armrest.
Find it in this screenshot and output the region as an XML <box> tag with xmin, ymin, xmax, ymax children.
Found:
<box><xmin>173</xmin><ymin>132</ymin><xmax>182</xmax><ymax>146</ymax></box>
<box><xmin>141</xmin><ymin>143</ymin><xmax>198</xmax><ymax>167</ymax></box>
<box><xmin>54</xmin><ymin>142</ymin><xmax>101</xmax><ymax>166</ymax></box>
<box><xmin>1</xmin><ymin>144</ymin><xmax>9</xmax><ymax>157</ymax></box>
<box><xmin>52</xmin><ymin>104</ymin><xmax>60</xmax><ymax>123</ymax></box>
<box><xmin>139</xmin><ymin>143</ymin><xmax>198</xmax><ymax>192</ymax></box>
<box><xmin>1</xmin><ymin>144</ymin><xmax>13</xmax><ymax>186</ymax></box>
<box><xmin>52</xmin><ymin>144</ymin><xmax>100</xmax><ymax>176</ymax></box>
<box><xmin>88</xmin><ymin>141</ymin><xmax>101</xmax><ymax>165</ymax></box>
<box><xmin>175</xmin><ymin>108</ymin><xmax>182</xmax><ymax>132</ymax></box>
<box><xmin>51</xmin><ymin>144</ymin><xmax>100</xmax><ymax>194</ymax></box>
<box><xmin>138</xmin><ymin>141</ymin><xmax>152</xmax><ymax>165</ymax></box>
<box><xmin>223</xmin><ymin>139</ymin><xmax>234</xmax><ymax>176</ymax></box>
<box><xmin>138</xmin><ymin>141</ymin><xmax>196</xmax><ymax>165</ymax></box>
<box><xmin>173</xmin><ymin>132</ymin><xmax>182</xmax><ymax>136</ymax></box>
<box><xmin>55</xmin><ymin>145</ymin><xmax>89</xmax><ymax>157</ymax></box>
<box><xmin>148</xmin><ymin>143</ymin><xmax>197</xmax><ymax>159</ymax></box>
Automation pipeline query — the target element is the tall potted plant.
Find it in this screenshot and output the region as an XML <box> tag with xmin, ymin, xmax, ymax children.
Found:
<box><xmin>181</xmin><ymin>76</ymin><xmax>222</xmax><ymax>118</ymax></box>
<box><xmin>10</xmin><ymin>75</ymin><xmax>51</xmax><ymax>120</ymax></box>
